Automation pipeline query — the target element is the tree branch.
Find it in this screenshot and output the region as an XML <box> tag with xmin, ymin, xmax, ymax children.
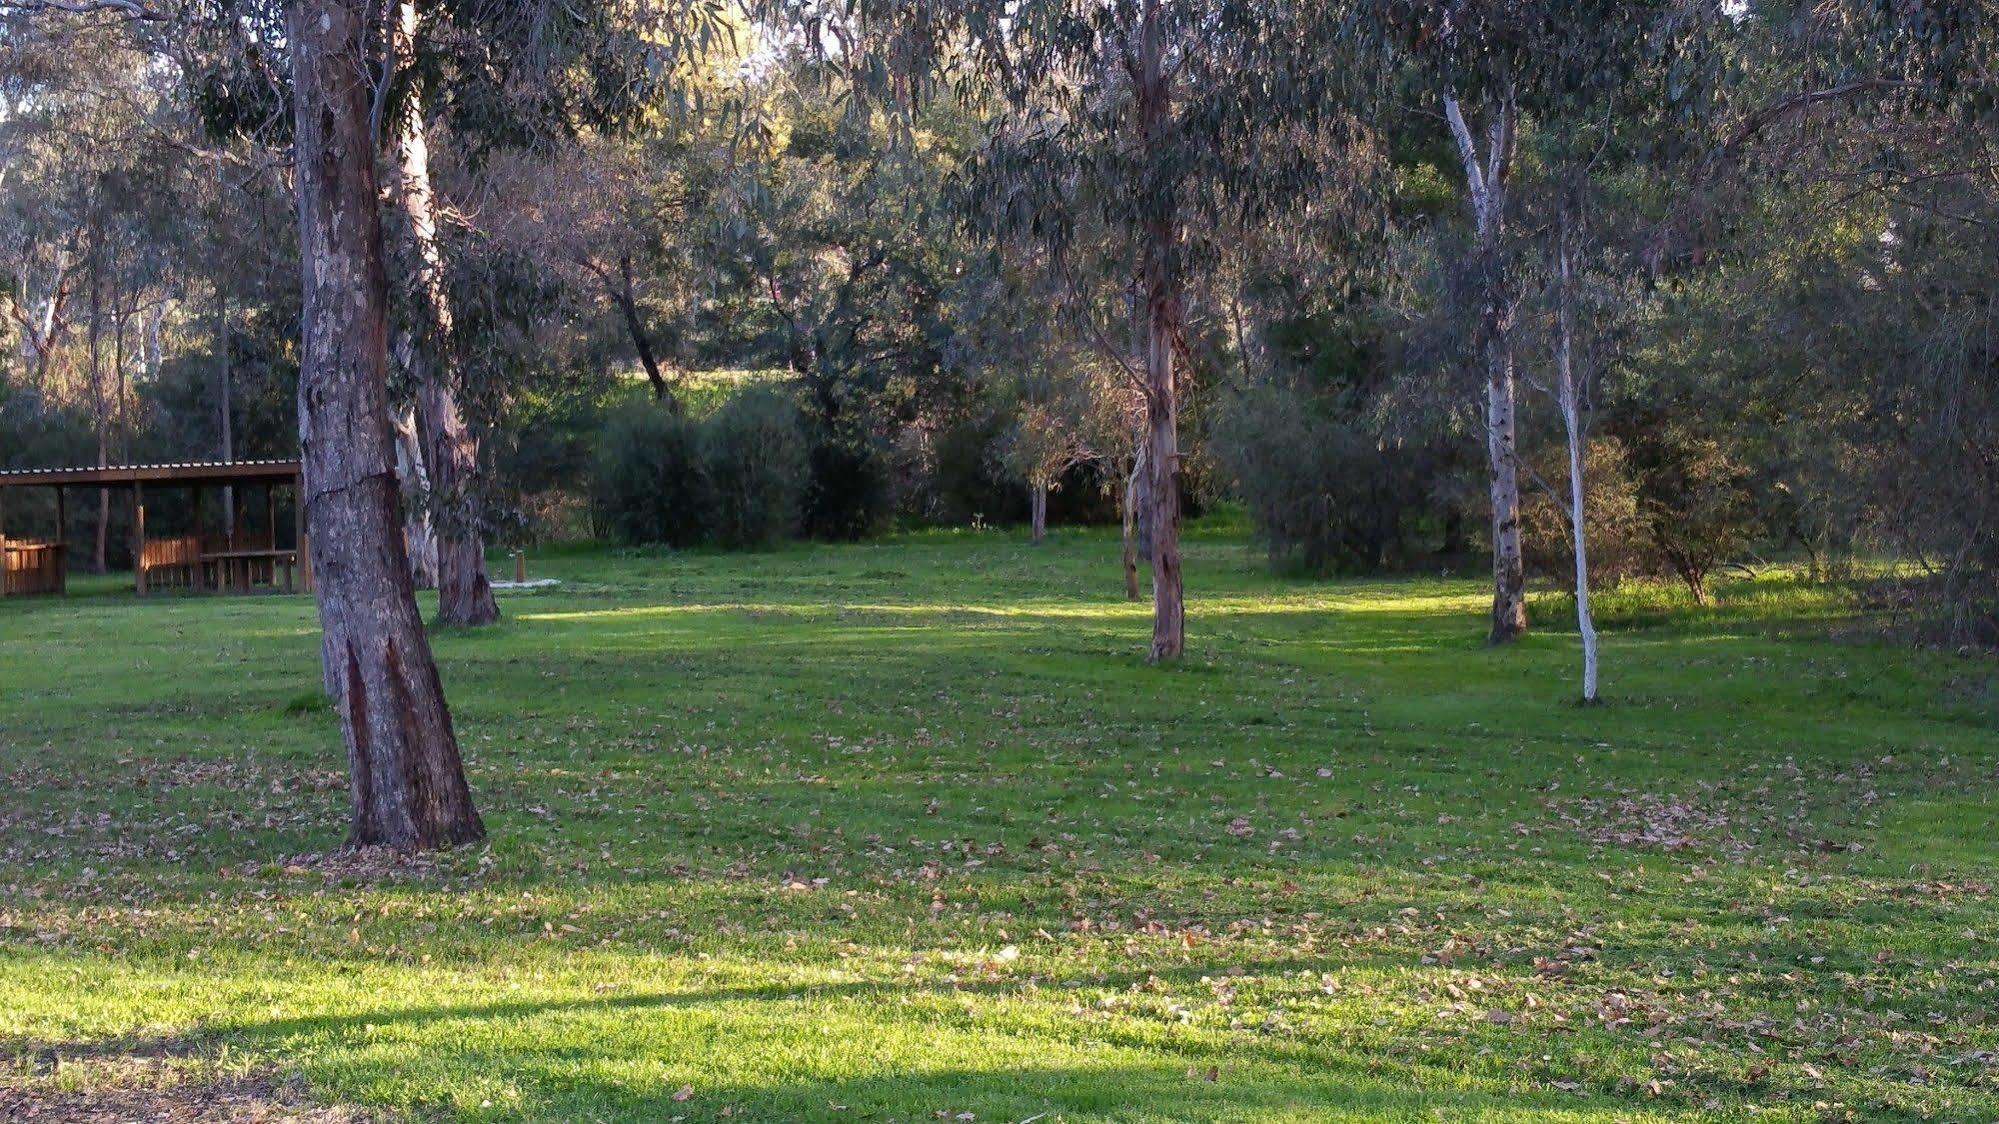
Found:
<box><xmin>0</xmin><ymin>0</ymin><xmax>166</xmax><ymax>19</ymax></box>
<box><xmin>1442</xmin><ymin>92</ymin><xmax>1486</xmax><ymax>210</ymax></box>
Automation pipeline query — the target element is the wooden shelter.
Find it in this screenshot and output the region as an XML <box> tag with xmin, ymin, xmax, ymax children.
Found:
<box><xmin>0</xmin><ymin>459</ymin><xmax>310</xmax><ymax>597</ymax></box>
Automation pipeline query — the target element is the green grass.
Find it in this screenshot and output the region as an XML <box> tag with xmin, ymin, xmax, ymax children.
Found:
<box><xmin>3</xmin><ymin>525</ymin><xmax>1997</xmax><ymax>1122</ymax></box>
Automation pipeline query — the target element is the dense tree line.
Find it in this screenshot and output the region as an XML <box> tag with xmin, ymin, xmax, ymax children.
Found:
<box><xmin>2</xmin><ymin>0</ymin><xmax>1994</xmax><ymax>846</ymax></box>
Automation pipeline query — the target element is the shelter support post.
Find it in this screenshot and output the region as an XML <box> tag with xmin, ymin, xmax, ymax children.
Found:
<box><xmin>132</xmin><ymin>481</ymin><xmax>146</xmax><ymax>596</ymax></box>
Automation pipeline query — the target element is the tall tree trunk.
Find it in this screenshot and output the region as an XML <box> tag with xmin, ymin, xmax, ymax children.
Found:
<box><xmin>1121</xmin><ymin>452</ymin><xmax>1142</xmax><ymax>601</ymax></box>
<box><xmin>144</xmin><ymin>300</ymin><xmax>163</xmax><ymax>381</ymax></box>
<box><xmin>1142</xmin><ymin>294</ymin><xmax>1184</xmax><ymax>661</ymax></box>
<box><xmin>1445</xmin><ymin>92</ymin><xmax>1527</xmax><ymax>644</ymax></box>
<box><xmin>1486</xmin><ymin>336</ymin><xmax>1526</xmax><ymax>642</ymax></box>
<box><xmin>1555</xmin><ymin>239</ymin><xmax>1598</xmax><ymax>703</ymax></box>
<box><xmin>1030</xmin><ymin>480</ymin><xmax>1047</xmax><ymax>544</ymax></box>
<box><xmin>289</xmin><ymin>0</ymin><xmax>484</xmax><ymax>851</ymax></box>
<box><xmin>389</xmin><ymin>0</ymin><xmax>498</xmax><ymax>628</ymax></box>
<box><xmin>89</xmin><ymin>265</ymin><xmax>108</xmax><ymax>573</ymax></box>
<box><xmin>216</xmin><ymin>287</ymin><xmax>234</xmax><ymax>530</ymax></box>
<box><xmin>1137</xmin><ymin>0</ymin><xmax>1184</xmax><ymax>662</ymax></box>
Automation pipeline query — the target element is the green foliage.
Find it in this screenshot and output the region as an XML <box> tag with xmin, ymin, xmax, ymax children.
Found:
<box><xmin>1212</xmin><ymin>383</ymin><xmax>1433</xmax><ymax>575</ymax></box>
<box><xmin>702</xmin><ymin>386</ymin><xmax>810</xmax><ymax>550</ymax></box>
<box><xmin>803</xmin><ymin>430</ymin><xmax>894</xmax><ymax>541</ymax></box>
<box><xmin>591</xmin><ymin>406</ymin><xmax>711</xmax><ymax>548</ymax></box>
<box><xmin>1620</xmin><ymin>415</ymin><xmax>1759</xmax><ymax>605</ymax></box>
<box><xmin>1521</xmin><ymin>436</ymin><xmax>1651</xmax><ymax>588</ymax></box>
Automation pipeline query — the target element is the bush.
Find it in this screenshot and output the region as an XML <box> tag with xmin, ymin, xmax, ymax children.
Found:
<box><xmin>1521</xmin><ymin>436</ymin><xmax>1651</xmax><ymax>588</ymax></box>
<box><xmin>932</xmin><ymin>409</ymin><xmax>1022</xmax><ymax>526</ymax></box>
<box><xmin>805</xmin><ymin>430</ymin><xmax>894</xmax><ymax>541</ymax></box>
<box><xmin>1622</xmin><ymin>423</ymin><xmax>1758</xmax><ymax>605</ymax></box>
<box><xmin>1212</xmin><ymin>384</ymin><xmax>1430</xmax><ymax>574</ymax></box>
<box><xmin>592</xmin><ymin>407</ymin><xmax>710</xmax><ymax>547</ymax></box>
<box><xmin>704</xmin><ymin>388</ymin><xmax>810</xmax><ymax>549</ymax></box>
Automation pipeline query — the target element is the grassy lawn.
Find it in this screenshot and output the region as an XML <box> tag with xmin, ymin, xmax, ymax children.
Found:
<box><xmin>2</xmin><ymin>524</ymin><xmax>1996</xmax><ymax>1122</ymax></box>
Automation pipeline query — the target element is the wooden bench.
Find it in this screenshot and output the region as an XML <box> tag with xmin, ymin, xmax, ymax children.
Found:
<box><xmin>201</xmin><ymin>548</ymin><xmax>300</xmax><ymax>594</ymax></box>
<box><xmin>1</xmin><ymin>539</ymin><xmax>66</xmax><ymax>596</ymax></box>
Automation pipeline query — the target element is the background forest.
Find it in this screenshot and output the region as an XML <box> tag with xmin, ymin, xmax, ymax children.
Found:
<box><xmin>2</xmin><ymin>0</ymin><xmax>1994</xmax><ymax>650</ymax></box>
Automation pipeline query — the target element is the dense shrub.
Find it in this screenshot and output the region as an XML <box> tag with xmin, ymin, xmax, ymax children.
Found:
<box><xmin>1521</xmin><ymin>436</ymin><xmax>1651</xmax><ymax>588</ymax></box>
<box><xmin>704</xmin><ymin>387</ymin><xmax>810</xmax><ymax>549</ymax></box>
<box><xmin>592</xmin><ymin>407</ymin><xmax>710</xmax><ymax>547</ymax></box>
<box><xmin>1618</xmin><ymin>417</ymin><xmax>1760</xmax><ymax>605</ymax></box>
<box><xmin>804</xmin><ymin>429</ymin><xmax>894</xmax><ymax>541</ymax></box>
<box><xmin>1212</xmin><ymin>384</ymin><xmax>1430</xmax><ymax>574</ymax></box>
<box><xmin>931</xmin><ymin>410</ymin><xmax>1021</xmax><ymax>526</ymax></box>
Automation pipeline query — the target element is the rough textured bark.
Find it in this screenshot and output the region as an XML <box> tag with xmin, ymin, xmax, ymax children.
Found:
<box><xmin>1485</xmin><ymin>339</ymin><xmax>1526</xmax><ymax>641</ymax></box>
<box><xmin>289</xmin><ymin>0</ymin><xmax>484</xmax><ymax>852</ymax></box>
<box><xmin>1137</xmin><ymin>0</ymin><xmax>1184</xmax><ymax>662</ymax></box>
<box><xmin>1121</xmin><ymin>452</ymin><xmax>1142</xmax><ymax>601</ymax></box>
<box><xmin>1030</xmin><ymin>481</ymin><xmax>1047</xmax><ymax>544</ymax></box>
<box><xmin>388</xmin><ymin>1</ymin><xmax>498</xmax><ymax>628</ymax></box>
<box><xmin>1445</xmin><ymin>92</ymin><xmax>1528</xmax><ymax>644</ymax></box>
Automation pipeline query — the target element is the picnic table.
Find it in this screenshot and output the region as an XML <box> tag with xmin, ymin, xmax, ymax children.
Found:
<box><xmin>202</xmin><ymin>548</ymin><xmax>301</xmax><ymax>594</ymax></box>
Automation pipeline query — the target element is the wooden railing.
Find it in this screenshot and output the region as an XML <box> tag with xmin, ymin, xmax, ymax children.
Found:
<box><xmin>137</xmin><ymin>535</ymin><xmax>206</xmax><ymax>590</ymax></box>
<box><xmin>1</xmin><ymin>539</ymin><xmax>66</xmax><ymax>596</ymax></box>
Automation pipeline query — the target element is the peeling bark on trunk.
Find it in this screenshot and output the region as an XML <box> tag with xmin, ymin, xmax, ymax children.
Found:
<box><xmin>389</xmin><ymin>0</ymin><xmax>498</xmax><ymax>628</ymax></box>
<box><xmin>289</xmin><ymin>0</ymin><xmax>484</xmax><ymax>852</ymax></box>
<box><xmin>390</xmin><ymin>386</ymin><xmax>439</xmax><ymax>590</ymax></box>
<box><xmin>1445</xmin><ymin>92</ymin><xmax>1528</xmax><ymax>645</ymax></box>
<box><xmin>420</xmin><ymin>375</ymin><xmax>497</xmax><ymax>626</ymax></box>
<box><xmin>1486</xmin><ymin>339</ymin><xmax>1527</xmax><ymax>642</ymax></box>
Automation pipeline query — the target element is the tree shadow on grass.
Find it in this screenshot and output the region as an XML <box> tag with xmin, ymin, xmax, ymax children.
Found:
<box><xmin>7</xmin><ymin>961</ymin><xmax>1762</xmax><ymax>1123</ymax></box>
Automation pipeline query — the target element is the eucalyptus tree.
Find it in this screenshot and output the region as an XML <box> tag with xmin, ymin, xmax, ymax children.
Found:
<box><xmin>766</xmin><ymin>0</ymin><xmax>1372</xmax><ymax>660</ymax></box>
<box><xmin>1745</xmin><ymin>0</ymin><xmax>1999</xmax><ymax>640</ymax></box>
<box><xmin>380</xmin><ymin>0</ymin><xmax>503</xmax><ymax>625</ymax></box>
<box><xmin>284</xmin><ymin>0</ymin><xmax>485</xmax><ymax>850</ymax></box>
<box><xmin>376</xmin><ymin>0</ymin><xmax>733</xmax><ymax>621</ymax></box>
<box><xmin>1353</xmin><ymin>0</ymin><xmax>1725</xmax><ymax>644</ymax></box>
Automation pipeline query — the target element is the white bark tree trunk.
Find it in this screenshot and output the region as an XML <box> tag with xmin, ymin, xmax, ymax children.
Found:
<box><xmin>1445</xmin><ymin>92</ymin><xmax>1528</xmax><ymax>644</ymax></box>
<box><xmin>1555</xmin><ymin>243</ymin><xmax>1598</xmax><ymax>702</ymax></box>
<box><xmin>390</xmin><ymin>382</ymin><xmax>439</xmax><ymax>590</ymax></box>
<box><xmin>143</xmin><ymin>300</ymin><xmax>163</xmax><ymax>381</ymax></box>
<box><xmin>389</xmin><ymin>0</ymin><xmax>498</xmax><ymax>628</ymax></box>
